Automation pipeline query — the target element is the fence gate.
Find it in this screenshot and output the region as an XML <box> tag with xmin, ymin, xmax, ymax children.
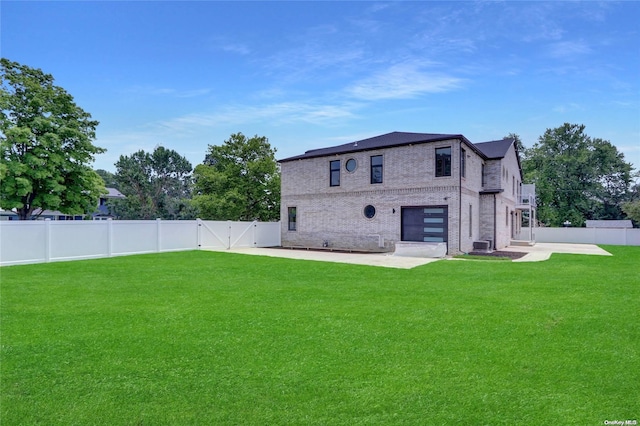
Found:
<box><xmin>198</xmin><ymin>220</ymin><xmax>258</xmax><ymax>250</ymax></box>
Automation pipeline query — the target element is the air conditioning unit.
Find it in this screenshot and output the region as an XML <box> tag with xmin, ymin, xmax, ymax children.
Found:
<box><xmin>473</xmin><ymin>241</ymin><xmax>491</xmax><ymax>252</ymax></box>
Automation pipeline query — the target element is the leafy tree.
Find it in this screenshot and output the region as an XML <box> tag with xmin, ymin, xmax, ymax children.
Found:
<box><xmin>193</xmin><ymin>133</ymin><xmax>280</xmax><ymax>221</ymax></box>
<box><xmin>522</xmin><ymin>123</ymin><xmax>633</xmax><ymax>226</ymax></box>
<box><xmin>96</xmin><ymin>169</ymin><xmax>118</xmax><ymax>190</ymax></box>
<box><xmin>113</xmin><ymin>146</ymin><xmax>195</xmax><ymax>219</ymax></box>
<box><xmin>0</xmin><ymin>58</ymin><xmax>106</xmax><ymax>219</ymax></box>
<box><xmin>505</xmin><ymin>132</ymin><xmax>526</xmax><ymax>153</ymax></box>
<box><xmin>621</xmin><ymin>200</ymin><xmax>640</xmax><ymax>225</ymax></box>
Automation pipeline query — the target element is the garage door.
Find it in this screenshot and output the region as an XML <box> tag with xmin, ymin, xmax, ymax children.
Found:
<box><xmin>401</xmin><ymin>206</ymin><xmax>448</xmax><ymax>243</ymax></box>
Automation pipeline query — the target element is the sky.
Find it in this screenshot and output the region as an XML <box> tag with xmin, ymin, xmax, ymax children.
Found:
<box><xmin>2</xmin><ymin>1</ymin><xmax>639</xmax><ymax>175</ymax></box>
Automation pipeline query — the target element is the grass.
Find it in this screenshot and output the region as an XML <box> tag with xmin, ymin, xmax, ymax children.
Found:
<box><xmin>1</xmin><ymin>246</ymin><xmax>638</xmax><ymax>425</ymax></box>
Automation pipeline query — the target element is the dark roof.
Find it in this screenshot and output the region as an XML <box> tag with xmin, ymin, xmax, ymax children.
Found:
<box><xmin>279</xmin><ymin>132</ymin><xmax>473</xmax><ymax>162</ymax></box>
<box><xmin>475</xmin><ymin>138</ymin><xmax>515</xmax><ymax>159</ymax></box>
<box><xmin>585</xmin><ymin>220</ymin><xmax>633</xmax><ymax>228</ymax></box>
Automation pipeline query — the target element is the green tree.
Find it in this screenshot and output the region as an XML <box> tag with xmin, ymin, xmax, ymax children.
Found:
<box><xmin>522</xmin><ymin>123</ymin><xmax>633</xmax><ymax>226</ymax></box>
<box><xmin>193</xmin><ymin>133</ymin><xmax>280</xmax><ymax>221</ymax></box>
<box><xmin>113</xmin><ymin>146</ymin><xmax>195</xmax><ymax>219</ymax></box>
<box><xmin>96</xmin><ymin>169</ymin><xmax>118</xmax><ymax>190</ymax></box>
<box><xmin>0</xmin><ymin>58</ymin><xmax>106</xmax><ymax>219</ymax></box>
<box><xmin>621</xmin><ymin>200</ymin><xmax>640</xmax><ymax>225</ymax></box>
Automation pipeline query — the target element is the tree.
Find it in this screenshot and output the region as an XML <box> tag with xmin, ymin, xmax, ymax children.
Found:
<box><xmin>96</xmin><ymin>169</ymin><xmax>118</xmax><ymax>190</ymax></box>
<box><xmin>621</xmin><ymin>200</ymin><xmax>640</xmax><ymax>225</ymax></box>
<box><xmin>0</xmin><ymin>58</ymin><xmax>106</xmax><ymax>219</ymax></box>
<box><xmin>522</xmin><ymin>123</ymin><xmax>633</xmax><ymax>227</ymax></box>
<box><xmin>113</xmin><ymin>146</ymin><xmax>195</xmax><ymax>219</ymax></box>
<box><xmin>193</xmin><ymin>133</ymin><xmax>280</xmax><ymax>221</ymax></box>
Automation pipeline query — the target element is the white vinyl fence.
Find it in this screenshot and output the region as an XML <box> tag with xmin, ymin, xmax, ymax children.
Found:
<box><xmin>517</xmin><ymin>227</ymin><xmax>640</xmax><ymax>246</ymax></box>
<box><xmin>0</xmin><ymin>219</ymin><xmax>281</xmax><ymax>267</ymax></box>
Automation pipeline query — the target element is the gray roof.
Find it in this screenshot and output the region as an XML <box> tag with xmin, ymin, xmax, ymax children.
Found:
<box><xmin>475</xmin><ymin>138</ymin><xmax>515</xmax><ymax>159</ymax></box>
<box><xmin>585</xmin><ymin>220</ymin><xmax>633</xmax><ymax>228</ymax></box>
<box><xmin>279</xmin><ymin>132</ymin><xmax>475</xmax><ymax>162</ymax></box>
<box><xmin>105</xmin><ymin>187</ymin><xmax>125</xmax><ymax>198</ymax></box>
<box><xmin>278</xmin><ymin>131</ymin><xmax>517</xmax><ymax>163</ymax></box>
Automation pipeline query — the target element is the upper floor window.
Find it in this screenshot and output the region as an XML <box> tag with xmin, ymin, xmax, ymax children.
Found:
<box><xmin>461</xmin><ymin>148</ymin><xmax>466</xmax><ymax>178</ymax></box>
<box><xmin>370</xmin><ymin>155</ymin><xmax>383</xmax><ymax>184</ymax></box>
<box><xmin>481</xmin><ymin>164</ymin><xmax>486</xmax><ymax>186</ymax></box>
<box><xmin>436</xmin><ymin>147</ymin><xmax>451</xmax><ymax>177</ymax></box>
<box><xmin>330</xmin><ymin>160</ymin><xmax>340</xmax><ymax>186</ymax></box>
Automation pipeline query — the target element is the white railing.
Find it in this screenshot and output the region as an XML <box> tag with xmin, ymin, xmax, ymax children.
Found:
<box><xmin>517</xmin><ymin>194</ymin><xmax>536</xmax><ymax>207</ymax></box>
<box><xmin>515</xmin><ymin>227</ymin><xmax>640</xmax><ymax>246</ymax></box>
<box><xmin>0</xmin><ymin>219</ymin><xmax>282</xmax><ymax>266</ymax></box>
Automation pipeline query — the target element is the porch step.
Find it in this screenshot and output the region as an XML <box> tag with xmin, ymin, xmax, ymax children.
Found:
<box><xmin>510</xmin><ymin>239</ymin><xmax>535</xmax><ymax>247</ymax></box>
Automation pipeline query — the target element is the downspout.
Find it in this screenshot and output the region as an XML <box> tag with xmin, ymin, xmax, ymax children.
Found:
<box><xmin>493</xmin><ymin>194</ymin><xmax>497</xmax><ymax>250</ymax></box>
<box><xmin>458</xmin><ymin>140</ymin><xmax>462</xmax><ymax>254</ymax></box>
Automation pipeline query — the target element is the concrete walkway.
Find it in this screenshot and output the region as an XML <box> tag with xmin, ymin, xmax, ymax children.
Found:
<box><xmin>206</xmin><ymin>243</ymin><xmax>611</xmax><ymax>269</ymax></box>
<box><xmin>507</xmin><ymin>242</ymin><xmax>612</xmax><ymax>262</ymax></box>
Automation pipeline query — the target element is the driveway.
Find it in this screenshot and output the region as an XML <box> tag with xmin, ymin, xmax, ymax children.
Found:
<box><xmin>207</xmin><ymin>243</ymin><xmax>611</xmax><ymax>269</ymax></box>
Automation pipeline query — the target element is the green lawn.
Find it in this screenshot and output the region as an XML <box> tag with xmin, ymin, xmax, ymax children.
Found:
<box><xmin>1</xmin><ymin>247</ymin><xmax>638</xmax><ymax>425</ymax></box>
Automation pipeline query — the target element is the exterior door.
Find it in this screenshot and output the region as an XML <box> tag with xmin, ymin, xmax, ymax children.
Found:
<box><xmin>401</xmin><ymin>206</ymin><xmax>448</xmax><ymax>243</ymax></box>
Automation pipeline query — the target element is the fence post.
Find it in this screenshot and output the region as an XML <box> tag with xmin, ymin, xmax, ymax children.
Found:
<box><xmin>156</xmin><ymin>218</ymin><xmax>162</xmax><ymax>252</ymax></box>
<box><xmin>44</xmin><ymin>219</ymin><xmax>51</xmax><ymax>263</ymax></box>
<box><xmin>196</xmin><ymin>218</ymin><xmax>202</xmax><ymax>250</ymax></box>
<box><xmin>253</xmin><ymin>221</ymin><xmax>257</xmax><ymax>246</ymax></box>
<box><xmin>227</xmin><ymin>220</ymin><xmax>232</xmax><ymax>249</ymax></box>
<box><xmin>107</xmin><ymin>218</ymin><xmax>113</xmax><ymax>257</ymax></box>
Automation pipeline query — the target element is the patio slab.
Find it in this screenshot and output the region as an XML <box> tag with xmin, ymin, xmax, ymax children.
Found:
<box><xmin>207</xmin><ymin>247</ymin><xmax>441</xmax><ymax>269</ymax></box>
<box><xmin>205</xmin><ymin>243</ymin><xmax>612</xmax><ymax>268</ymax></box>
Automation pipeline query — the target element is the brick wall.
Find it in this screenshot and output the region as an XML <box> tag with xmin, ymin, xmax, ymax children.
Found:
<box><xmin>280</xmin><ymin>138</ymin><xmax>522</xmax><ymax>254</ymax></box>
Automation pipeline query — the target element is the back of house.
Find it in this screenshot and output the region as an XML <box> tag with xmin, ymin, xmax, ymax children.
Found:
<box><xmin>279</xmin><ymin>131</ymin><xmax>532</xmax><ymax>254</ymax></box>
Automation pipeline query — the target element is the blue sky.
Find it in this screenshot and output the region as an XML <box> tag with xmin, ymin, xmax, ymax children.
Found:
<box><xmin>2</xmin><ymin>1</ymin><xmax>639</xmax><ymax>175</ymax></box>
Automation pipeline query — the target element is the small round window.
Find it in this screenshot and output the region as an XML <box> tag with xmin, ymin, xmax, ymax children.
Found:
<box><xmin>345</xmin><ymin>158</ymin><xmax>357</xmax><ymax>172</ymax></box>
<box><xmin>364</xmin><ymin>205</ymin><xmax>376</xmax><ymax>219</ymax></box>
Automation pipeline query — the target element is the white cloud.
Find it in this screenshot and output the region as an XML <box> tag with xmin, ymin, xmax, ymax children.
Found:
<box><xmin>347</xmin><ymin>61</ymin><xmax>465</xmax><ymax>100</ymax></box>
<box><xmin>123</xmin><ymin>86</ymin><xmax>212</xmax><ymax>98</ymax></box>
<box><xmin>221</xmin><ymin>43</ymin><xmax>251</xmax><ymax>55</ymax></box>
<box><xmin>548</xmin><ymin>40</ymin><xmax>592</xmax><ymax>59</ymax></box>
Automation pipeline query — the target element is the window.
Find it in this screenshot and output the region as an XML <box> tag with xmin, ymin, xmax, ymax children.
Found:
<box><xmin>469</xmin><ymin>204</ymin><xmax>473</xmax><ymax>237</ymax></box>
<box><xmin>288</xmin><ymin>207</ymin><xmax>297</xmax><ymax>231</ymax></box>
<box><xmin>364</xmin><ymin>205</ymin><xmax>376</xmax><ymax>219</ymax></box>
<box><xmin>370</xmin><ymin>155</ymin><xmax>383</xmax><ymax>184</ymax></box>
<box><xmin>345</xmin><ymin>158</ymin><xmax>357</xmax><ymax>172</ymax></box>
<box><xmin>506</xmin><ymin>206</ymin><xmax>509</xmax><ymax>226</ymax></box>
<box><xmin>512</xmin><ymin>176</ymin><xmax>515</xmax><ymax>196</ymax></box>
<box><xmin>481</xmin><ymin>164</ymin><xmax>486</xmax><ymax>186</ymax></box>
<box><xmin>435</xmin><ymin>147</ymin><xmax>451</xmax><ymax>177</ymax></box>
<box><xmin>330</xmin><ymin>160</ymin><xmax>340</xmax><ymax>186</ymax></box>
<box><xmin>461</xmin><ymin>148</ymin><xmax>466</xmax><ymax>178</ymax></box>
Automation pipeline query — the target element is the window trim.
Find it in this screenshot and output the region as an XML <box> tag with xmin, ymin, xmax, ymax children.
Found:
<box><xmin>330</xmin><ymin>160</ymin><xmax>341</xmax><ymax>187</ymax></box>
<box><xmin>364</xmin><ymin>204</ymin><xmax>376</xmax><ymax>219</ymax></box>
<box><xmin>435</xmin><ymin>147</ymin><xmax>452</xmax><ymax>177</ymax></box>
<box><xmin>461</xmin><ymin>148</ymin><xmax>466</xmax><ymax>178</ymax></box>
<box><xmin>370</xmin><ymin>155</ymin><xmax>383</xmax><ymax>184</ymax></box>
<box><xmin>288</xmin><ymin>207</ymin><xmax>297</xmax><ymax>231</ymax></box>
<box><xmin>345</xmin><ymin>158</ymin><xmax>357</xmax><ymax>173</ymax></box>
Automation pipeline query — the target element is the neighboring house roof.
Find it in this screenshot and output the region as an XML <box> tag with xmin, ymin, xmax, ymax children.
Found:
<box><xmin>585</xmin><ymin>220</ymin><xmax>633</xmax><ymax>228</ymax></box>
<box><xmin>104</xmin><ymin>187</ymin><xmax>126</xmax><ymax>199</ymax></box>
<box><xmin>279</xmin><ymin>131</ymin><xmax>481</xmax><ymax>162</ymax></box>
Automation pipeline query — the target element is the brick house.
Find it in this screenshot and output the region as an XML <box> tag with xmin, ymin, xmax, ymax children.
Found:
<box><xmin>279</xmin><ymin>132</ymin><xmax>535</xmax><ymax>254</ymax></box>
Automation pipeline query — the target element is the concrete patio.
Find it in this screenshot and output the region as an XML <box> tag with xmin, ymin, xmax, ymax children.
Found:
<box><xmin>208</xmin><ymin>243</ymin><xmax>612</xmax><ymax>269</ymax></box>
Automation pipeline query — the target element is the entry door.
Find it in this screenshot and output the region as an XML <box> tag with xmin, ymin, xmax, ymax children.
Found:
<box><xmin>401</xmin><ymin>206</ymin><xmax>448</xmax><ymax>243</ymax></box>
